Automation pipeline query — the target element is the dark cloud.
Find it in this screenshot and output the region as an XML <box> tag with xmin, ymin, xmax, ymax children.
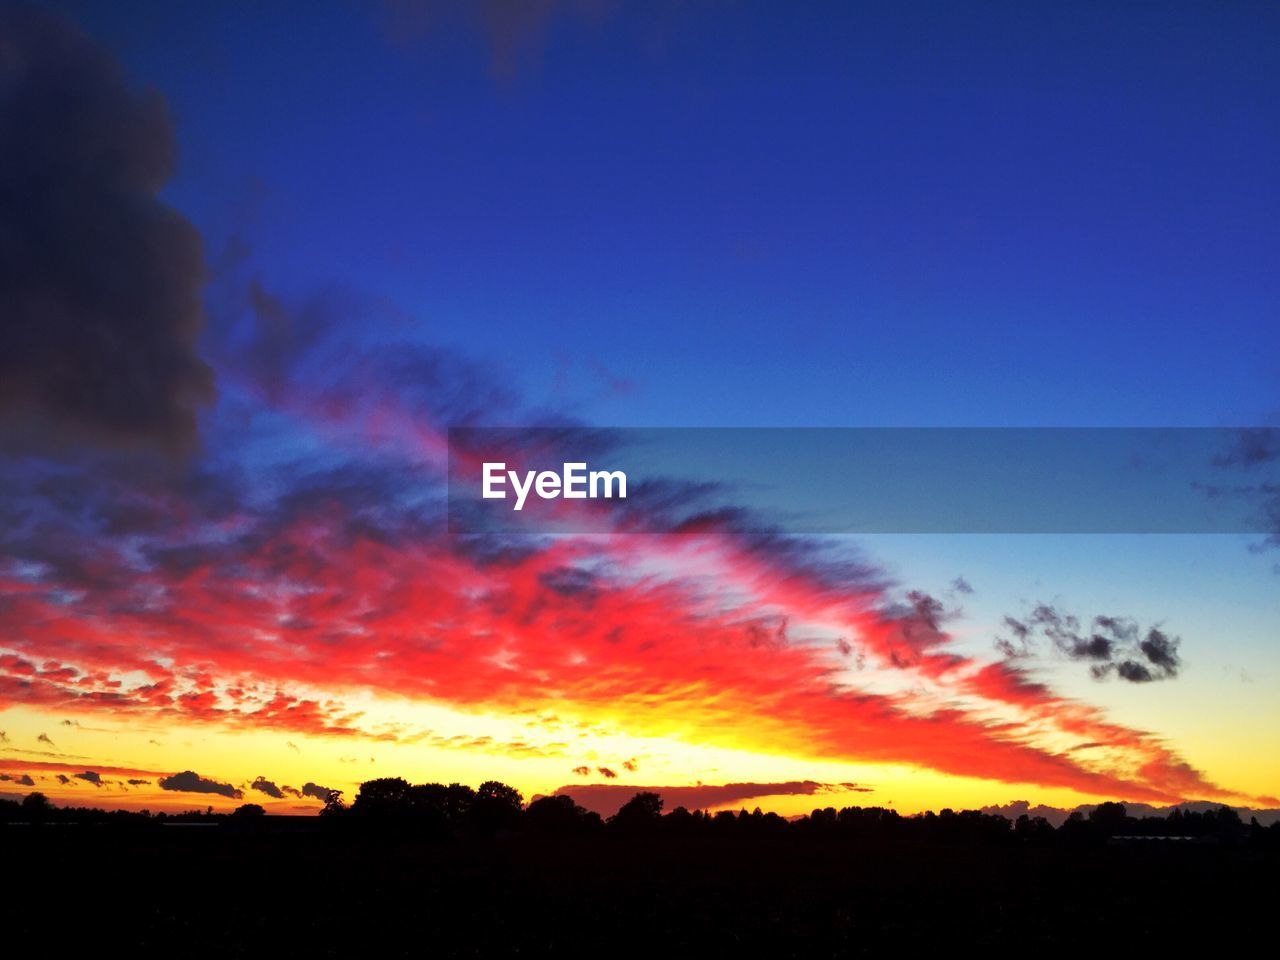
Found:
<box><xmin>1114</xmin><ymin>661</ymin><xmax>1154</xmax><ymax>683</ymax></box>
<box><xmin>250</xmin><ymin>776</ymin><xmax>285</xmax><ymax>799</ymax></box>
<box><xmin>537</xmin><ymin>566</ymin><xmax>599</xmax><ymax>601</ymax></box>
<box><xmin>127</xmin><ymin>778</ymin><xmax>149</xmax><ymax>786</ymax></box>
<box><xmin>874</xmin><ymin>590</ymin><xmax>954</xmax><ymax>668</ymax></box>
<box><xmin>596</xmin><ymin>766</ymin><xmax>617</xmax><ymax>779</ymax></box>
<box><xmin>36</xmin><ymin>733</ymin><xmax>53</xmax><ymax>745</ymax></box>
<box><xmin>998</xmin><ymin>605</ymin><xmax>1183</xmax><ymax>683</ymax></box>
<box><xmin>553</xmin><ymin>781</ymin><xmax>871</xmax><ymax>819</ymax></box>
<box><xmin>74</xmin><ymin>770</ymin><xmax>102</xmax><ymax>786</ymax></box>
<box><xmin>1212</xmin><ymin>428</ymin><xmax>1280</xmax><ymax>469</ymax></box>
<box><xmin>1205</xmin><ymin>428</ymin><xmax>1280</xmax><ymax>564</ymax></box>
<box><xmin>300</xmin><ymin>781</ymin><xmax>338</xmax><ymax>802</ymax></box>
<box><xmin>1140</xmin><ymin>628</ymin><xmax>1181</xmax><ymax>672</ymax></box>
<box><xmin>157</xmin><ymin>770</ymin><xmax>242</xmax><ymax>799</ymax></box>
<box><xmin>0</xmin><ymin>6</ymin><xmax>213</xmax><ymax>455</ymax></box>
<box><xmin>572</xmin><ymin>765</ymin><xmax>590</xmax><ymax>776</ymax></box>
<box><xmin>950</xmin><ymin>576</ymin><xmax>974</xmax><ymax>595</ymax></box>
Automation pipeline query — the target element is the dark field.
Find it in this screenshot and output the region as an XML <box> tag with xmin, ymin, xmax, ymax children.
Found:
<box><xmin>3</xmin><ymin>823</ymin><xmax>1274</xmax><ymax>957</ymax></box>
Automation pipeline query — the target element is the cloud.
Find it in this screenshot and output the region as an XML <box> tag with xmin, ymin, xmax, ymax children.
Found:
<box><xmin>37</xmin><ymin>733</ymin><xmax>53</xmax><ymax>745</ymax></box>
<box><xmin>553</xmin><ymin>781</ymin><xmax>872</xmax><ymax>819</ymax></box>
<box><xmin>250</xmin><ymin>776</ymin><xmax>285</xmax><ymax>799</ymax></box>
<box><xmin>1</xmin><ymin>773</ymin><xmax>36</xmax><ymax>786</ymax></box>
<box><xmin>157</xmin><ymin>770</ymin><xmax>242</xmax><ymax>799</ymax></box>
<box><xmin>0</xmin><ymin>759</ymin><xmax>155</xmax><ymax>778</ymax></box>
<box><xmin>1140</xmin><ymin>628</ymin><xmax>1181</xmax><ymax>672</ymax></box>
<box><xmin>998</xmin><ymin>605</ymin><xmax>1182</xmax><ymax>683</ymax></box>
<box><xmin>1212</xmin><ymin>429</ymin><xmax>1280</xmax><ymax>469</ymax></box>
<box><xmin>1203</xmin><ymin>428</ymin><xmax>1280</xmax><ymax>562</ymax></box>
<box><xmin>73</xmin><ymin>770</ymin><xmax>102</xmax><ymax>786</ymax></box>
<box><xmin>596</xmin><ymin>767</ymin><xmax>617</xmax><ymax>779</ymax></box>
<box><xmin>0</xmin><ymin>7</ymin><xmax>213</xmax><ymax>456</ymax></box>
<box><xmin>0</xmin><ymin>446</ymin><xmax>1234</xmax><ymax>805</ymax></box>
<box><xmin>300</xmin><ymin>782</ymin><xmax>338</xmax><ymax>802</ymax></box>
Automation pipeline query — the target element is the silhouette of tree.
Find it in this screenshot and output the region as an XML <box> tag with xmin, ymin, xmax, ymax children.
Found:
<box><xmin>1088</xmin><ymin>801</ymin><xmax>1130</xmax><ymax>836</ymax></box>
<box><xmin>320</xmin><ymin>790</ymin><xmax>347</xmax><ymax>818</ymax></box>
<box><xmin>232</xmin><ymin>803</ymin><xmax>266</xmax><ymax>818</ymax></box>
<box><xmin>21</xmin><ymin>792</ymin><xmax>52</xmax><ymax>821</ymax></box>
<box><xmin>350</xmin><ymin>777</ymin><xmax>412</xmax><ymax>816</ymax></box>
<box><xmin>524</xmin><ymin>794</ymin><xmax>600</xmax><ymax>834</ymax></box>
<box><xmin>470</xmin><ymin>780</ymin><xmax>523</xmax><ymax>835</ymax></box>
<box><xmin>1014</xmin><ymin>814</ymin><xmax>1055</xmax><ymax>842</ymax></box>
<box><xmin>611</xmin><ymin>791</ymin><xmax>664</xmax><ymax>833</ymax></box>
<box><xmin>662</xmin><ymin>805</ymin><xmax>698</xmax><ymax>835</ymax></box>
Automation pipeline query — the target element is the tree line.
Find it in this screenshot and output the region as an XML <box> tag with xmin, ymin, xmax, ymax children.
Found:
<box><xmin>3</xmin><ymin>782</ymin><xmax>1275</xmax><ymax>846</ymax></box>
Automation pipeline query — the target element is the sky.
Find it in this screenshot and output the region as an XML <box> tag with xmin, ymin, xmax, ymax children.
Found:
<box><xmin>0</xmin><ymin>0</ymin><xmax>1277</xmax><ymax>817</ymax></box>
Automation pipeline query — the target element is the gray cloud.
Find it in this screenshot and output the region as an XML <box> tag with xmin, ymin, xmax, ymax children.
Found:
<box><xmin>250</xmin><ymin>776</ymin><xmax>285</xmax><ymax>799</ymax></box>
<box><xmin>0</xmin><ymin>6</ymin><xmax>213</xmax><ymax>455</ymax></box>
<box><xmin>998</xmin><ymin>604</ymin><xmax>1183</xmax><ymax>683</ymax></box>
<box><xmin>157</xmin><ymin>770</ymin><xmax>242</xmax><ymax>799</ymax></box>
<box><xmin>299</xmin><ymin>781</ymin><xmax>338</xmax><ymax>802</ymax></box>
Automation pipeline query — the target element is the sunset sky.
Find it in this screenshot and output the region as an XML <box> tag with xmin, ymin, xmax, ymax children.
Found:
<box><xmin>1</xmin><ymin>1</ymin><xmax>1278</xmax><ymax>817</ymax></box>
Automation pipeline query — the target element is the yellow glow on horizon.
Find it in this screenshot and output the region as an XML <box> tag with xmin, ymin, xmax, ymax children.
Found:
<box><xmin>7</xmin><ymin>690</ymin><xmax>1274</xmax><ymax>817</ymax></box>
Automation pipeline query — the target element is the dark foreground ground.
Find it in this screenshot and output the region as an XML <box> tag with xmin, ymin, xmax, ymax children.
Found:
<box><xmin>2</xmin><ymin>825</ymin><xmax>1274</xmax><ymax>957</ymax></box>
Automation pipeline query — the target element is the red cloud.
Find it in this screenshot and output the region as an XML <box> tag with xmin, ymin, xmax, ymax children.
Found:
<box><xmin>0</xmin><ymin>347</ymin><xmax>1264</xmax><ymax>809</ymax></box>
<box><xmin>0</xmin><ymin>510</ymin><xmax>1253</xmax><ymax>807</ymax></box>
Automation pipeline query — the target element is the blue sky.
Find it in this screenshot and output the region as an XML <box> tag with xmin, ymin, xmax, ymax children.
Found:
<box><xmin>56</xmin><ymin>0</ymin><xmax>1279</xmax><ymax>428</ymax></box>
